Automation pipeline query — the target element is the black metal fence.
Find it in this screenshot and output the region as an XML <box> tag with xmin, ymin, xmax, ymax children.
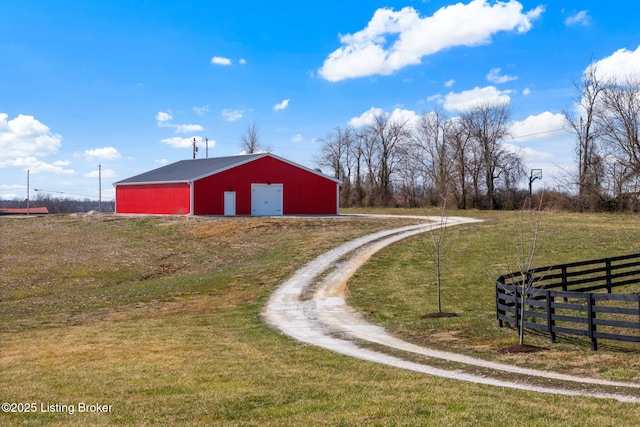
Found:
<box><xmin>496</xmin><ymin>253</ymin><xmax>640</xmax><ymax>350</ymax></box>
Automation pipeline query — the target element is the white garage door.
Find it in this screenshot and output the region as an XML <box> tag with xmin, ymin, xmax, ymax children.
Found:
<box><xmin>251</xmin><ymin>184</ymin><xmax>283</xmax><ymax>216</ymax></box>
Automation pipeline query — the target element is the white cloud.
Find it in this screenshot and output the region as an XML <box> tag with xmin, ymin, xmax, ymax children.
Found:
<box><xmin>155</xmin><ymin>159</ymin><xmax>170</xmax><ymax>165</ymax></box>
<box><xmin>193</xmin><ymin>105</ymin><xmax>210</xmax><ymax>115</ymax></box>
<box><xmin>590</xmin><ymin>45</ymin><xmax>640</xmax><ymax>82</ymax></box>
<box><xmin>156</xmin><ymin>111</ymin><xmax>203</xmax><ymax>133</ymax></box>
<box><xmin>156</xmin><ymin>111</ymin><xmax>173</xmax><ymax>122</ymax></box>
<box><xmin>565</xmin><ymin>10</ymin><xmax>590</xmax><ymax>26</ymax></box>
<box><xmin>274</xmin><ymin>99</ymin><xmax>290</xmax><ymax>111</ymax></box>
<box><xmin>292</xmin><ymin>133</ymin><xmax>303</xmax><ymax>142</ymax></box>
<box><xmin>318</xmin><ymin>1</ymin><xmax>544</xmax><ymax>81</ymax></box>
<box><xmin>85</xmin><ymin>168</ymin><xmax>116</xmax><ymax>178</ymax></box>
<box><xmin>509</xmin><ymin>112</ymin><xmax>567</xmax><ymax>142</ymax></box>
<box><xmin>522</xmin><ymin>88</ymin><xmax>532</xmax><ymax>95</ymax></box>
<box><xmin>239</xmin><ymin>58</ymin><xmax>247</xmax><ymax>65</ymax></box>
<box><xmin>0</xmin><ymin>113</ymin><xmax>63</xmax><ymax>168</ymax></box>
<box><xmin>6</xmin><ymin>156</ymin><xmax>75</xmax><ymax>174</ymax></box>
<box><xmin>174</xmin><ymin>124</ymin><xmax>204</xmax><ymax>133</ymax></box>
<box><xmin>162</xmin><ymin>136</ymin><xmax>207</xmax><ymax>150</ymax></box>
<box><xmin>160</xmin><ymin>137</ymin><xmax>197</xmax><ymax>148</ymax></box>
<box><xmin>435</xmin><ymin>86</ymin><xmax>512</xmax><ymax>111</ymax></box>
<box><xmin>348</xmin><ymin>107</ymin><xmax>420</xmax><ymax>129</ymax></box>
<box><xmin>203</xmin><ymin>138</ymin><xmax>216</xmax><ymax>149</ymax></box>
<box><xmin>84</xmin><ymin>146</ymin><xmax>121</xmax><ymax>161</ymax></box>
<box><xmin>508</xmin><ymin>112</ymin><xmax>575</xmax><ymax>174</ymax></box>
<box><xmin>222</xmin><ymin>109</ymin><xmax>244</xmax><ymax>122</ymax></box>
<box><xmin>502</xmin><ymin>142</ymin><xmax>553</xmax><ymax>163</ymax></box>
<box><xmin>444</xmin><ymin>79</ymin><xmax>455</xmax><ymax>88</ymax></box>
<box><xmin>487</xmin><ymin>67</ymin><xmax>518</xmax><ymax>84</ymax></box>
<box><xmin>211</xmin><ymin>56</ymin><xmax>232</xmax><ymax>66</ymax></box>
<box><xmin>349</xmin><ymin>107</ymin><xmax>384</xmax><ymax>128</ymax></box>
<box><xmin>389</xmin><ymin>108</ymin><xmax>421</xmax><ymax>129</ymax></box>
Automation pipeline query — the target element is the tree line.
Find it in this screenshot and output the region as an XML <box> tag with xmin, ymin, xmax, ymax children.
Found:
<box><xmin>314</xmin><ymin>102</ymin><xmax>525</xmax><ymax>210</ymax></box>
<box><xmin>563</xmin><ymin>64</ymin><xmax>640</xmax><ymax>211</ymax></box>
<box><xmin>0</xmin><ymin>194</ymin><xmax>114</xmax><ymax>214</ymax></box>
<box><xmin>315</xmin><ymin>64</ymin><xmax>640</xmax><ymax>212</ymax></box>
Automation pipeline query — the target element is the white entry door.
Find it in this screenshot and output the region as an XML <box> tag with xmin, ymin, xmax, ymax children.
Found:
<box><xmin>224</xmin><ymin>191</ymin><xmax>236</xmax><ymax>216</ymax></box>
<box><xmin>251</xmin><ymin>184</ymin><xmax>283</xmax><ymax>216</ymax></box>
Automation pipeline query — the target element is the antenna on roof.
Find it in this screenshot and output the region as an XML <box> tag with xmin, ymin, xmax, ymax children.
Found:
<box><xmin>192</xmin><ymin>138</ymin><xmax>198</xmax><ymax>159</ymax></box>
<box><xmin>205</xmin><ymin>138</ymin><xmax>209</xmax><ymax>158</ymax></box>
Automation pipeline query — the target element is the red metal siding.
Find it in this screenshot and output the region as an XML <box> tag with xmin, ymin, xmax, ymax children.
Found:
<box><xmin>116</xmin><ymin>183</ymin><xmax>190</xmax><ymax>214</ymax></box>
<box><xmin>193</xmin><ymin>156</ymin><xmax>338</xmax><ymax>215</ymax></box>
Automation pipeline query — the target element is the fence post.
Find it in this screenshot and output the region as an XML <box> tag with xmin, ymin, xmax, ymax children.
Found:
<box><xmin>606</xmin><ymin>258</ymin><xmax>612</xmax><ymax>293</ymax></box>
<box><xmin>515</xmin><ymin>287</ymin><xmax>521</xmax><ymax>337</ymax></box>
<box><xmin>496</xmin><ymin>279</ymin><xmax>503</xmax><ymax>328</ymax></box>
<box><xmin>562</xmin><ymin>266</ymin><xmax>568</xmax><ymax>302</ymax></box>
<box><xmin>546</xmin><ymin>291</ymin><xmax>556</xmax><ymax>343</ymax></box>
<box><xmin>588</xmin><ymin>294</ymin><xmax>597</xmax><ymax>351</ymax></box>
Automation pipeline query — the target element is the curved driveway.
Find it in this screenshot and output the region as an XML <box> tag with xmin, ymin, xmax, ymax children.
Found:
<box><xmin>263</xmin><ymin>215</ymin><xmax>640</xmax><ymax>403</ymax></box>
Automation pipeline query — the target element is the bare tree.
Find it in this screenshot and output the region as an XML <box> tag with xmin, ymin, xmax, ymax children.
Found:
<box><xmin>447</xmin><ymin>117</ymin><xmax>473</xmax><ymax>209</ymax></box>
<box><xmin>598</xmin><ymin>77</ymin><xmax>640</xmax><ymax>202</ymax></box>
<box><xmin>413</xmin><ymin>110</ymin><xmax>454</xmax><ymax>205</ymax></box>
<box><xmin>314</xmin><ymin>127</ymin><xmax>348</xmax><ymax>179</ymax></box>
<box><xmin>355</xmin><ymin>127</ymin><xmax>380</xmax><ymax>206</ymax></box>
<box><xmin>563</xmin><ymin>64</ymin><xmax>608</xmax><ymax>202</ymax></box>
<box><xmin>314</xmin><ymin>126</ymin><xmax>357</xmax><ymax>206</ymax></box>
<box><xmin>313</xmin><ymin>103</ymin><xmax>527</xmax><ymax>210</ymax></box>
<box><xmin>427</xmin><ymin>194</ymin><xmax>453</xmax><ymax>314</ymax></box>
<box><xmin>460</xmin><ymin>102</ymin><xmax>514</xmax><ymax>209</ymax></box>
<box><xmin>365</xmin><ymin>112</ymin><xmax>412</xmax><ymax>206</ymax></box>
<box><xmin>240</xmin><ymin>121</ymin><xmax>271</xmax><ymax>153</ymax></box>
<box><xmin>395</xmin><ymin>148</ymin><xmax>424</xmax><ymax>207</ymax></box>
<box><xmin>512</xmin><ymin>195</ymin><xmax>544</xmax><ymax>345</ymax></box>
<box><xmin>349</xmin><ymin>132</ymin><xmax>366</xmax><ymax>207</ymax></box>
<box><xmin>497</xmin><ymin>194</ymin><xmax>545</xmax><ymax>345</ymax></box>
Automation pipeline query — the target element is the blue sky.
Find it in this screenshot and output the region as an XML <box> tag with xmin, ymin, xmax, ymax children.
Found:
<box><xmin>2</xmin><ymin>0</ymin><xmax>640</xmax><ymax>201</ymax></box>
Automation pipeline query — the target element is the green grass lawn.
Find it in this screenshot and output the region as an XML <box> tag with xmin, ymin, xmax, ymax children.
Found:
<box><xmin>1</xmin><ymin>211</ymin><xmax>640</xmax><ymax>426</ymax></box>
<box><xmin>347</xmin><ymin>208</ymin><xmax>640</xmax><ymax>378</ymax></box>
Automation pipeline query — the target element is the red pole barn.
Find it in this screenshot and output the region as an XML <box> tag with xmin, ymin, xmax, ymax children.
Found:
<box><xmin>113</xmin><ymin>153</ymin><xmax>341</xmax><ymax>216</ymax></box>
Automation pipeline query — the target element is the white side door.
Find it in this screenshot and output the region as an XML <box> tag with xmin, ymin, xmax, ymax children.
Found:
<box><xmin>251</xmin><ymin>184</ymin><xmax>283</xmax><ymax>216</ymax></box>
<box><xmin>224</xmin><ymin>191</ymin><xmax>236</xmax><ymax>216</ymax></box>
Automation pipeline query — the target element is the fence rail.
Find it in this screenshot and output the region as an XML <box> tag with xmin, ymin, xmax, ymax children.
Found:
<box><xmin>496</xmin><ymin>253</ymin><xmax>640</xmax><ymax>350</ymax></box>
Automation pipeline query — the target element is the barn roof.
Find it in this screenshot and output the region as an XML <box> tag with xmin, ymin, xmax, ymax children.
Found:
<box><xmin>114</xmin><ymin>153</ymin><xmax>341</xmax><ymax>186</ymax></box>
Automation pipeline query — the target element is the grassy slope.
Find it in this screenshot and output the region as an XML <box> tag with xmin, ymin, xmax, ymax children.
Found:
<box><xmin>0</xmin><ymin>212</ymin><xmax>639</xmax><ymax>426</ymax></box>
<box><xmin>347</xmin><ymin>209</ymin><xmax>640</xmax><ymax>379</ymax></box>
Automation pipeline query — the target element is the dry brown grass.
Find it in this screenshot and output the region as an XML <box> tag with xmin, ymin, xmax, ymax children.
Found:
<box><xmin>3</xmin><ymin>212</ymin><xmax>640</xmax><ymax>426</ymax></box>
<box><xmin>0</xmin><ymin>214</ymin><xmax>422</xmax><ymax>333</ymax></box>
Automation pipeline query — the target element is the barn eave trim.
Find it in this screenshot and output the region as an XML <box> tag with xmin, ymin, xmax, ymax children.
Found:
<box><xmin>113</xmin><ymin>180</ymin><xmax>191</xmax><ymax>187</ymax></box>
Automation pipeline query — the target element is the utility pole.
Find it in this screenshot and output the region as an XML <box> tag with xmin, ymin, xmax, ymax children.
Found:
<box><xmin>192</xmin><ymin>138</ymin><xmax>198</xmax><ymax>159</ymax></box>
<box><xmin>98</xmin><ymin>164</ymin><xmax>102</xmax><ymax>212</ymax></box>
<box><xmin>26</xmin><ymin>169</ymin><xmax>30</xmax><ymax>215</ymax></box>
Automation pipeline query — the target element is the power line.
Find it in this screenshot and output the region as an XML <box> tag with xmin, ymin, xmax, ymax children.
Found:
<box><xmin>510</xmin><ymin>127</ymin><xmax>569</xmax><ymax>140</ymax></box>
<box><xmin>33</xmin><ymin>188</ymin><xmax>98</xmax><ymax>199</ymax></box>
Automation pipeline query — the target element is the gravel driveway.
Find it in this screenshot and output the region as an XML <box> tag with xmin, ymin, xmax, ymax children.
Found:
<box><xmin>263</xmin><ymin>215</ymin><xmax>640</xmax><ymax>403</ymax></box>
